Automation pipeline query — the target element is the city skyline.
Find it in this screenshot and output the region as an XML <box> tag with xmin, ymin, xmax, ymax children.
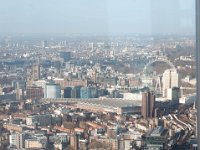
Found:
<box><xmin>0</xmin><ymin>1</ymin><xmax>198</xmax><ymax>149</ymax></box>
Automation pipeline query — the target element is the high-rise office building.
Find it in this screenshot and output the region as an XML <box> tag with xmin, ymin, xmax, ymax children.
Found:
<box><xmin>80</xmin><ymin>87</ymin><xmax>97</xmax><ymax>98</ymax></box>
<box><xmin>142</xmin><ymin>92</ymin><xmax>155</xmax><ymax>119</ymax></box>
<box><xmin>80</xmin><ymin>87</ymin><xmax>90</xmax><ymax>99</ymax></box>
<box><xmin>71</xmin><ymin>86</ymin><xmax>81</xmax><ymax>98</ymax></box>
<box><xmin>63</xmin><ymin>86</ymin><xmax>82</xmax><ymax>98</ymax></box>
<box><xmin>60</xmin><ymin>51</ymin><xmax>71</xmax><ymax>62</ymax></box>
<box><xmin>12</xmin><ymin>80</ymin><xmax>26</xmax><ymax>89</ymax></box>
<box><xmin>64</xmin><ymin>87</ymin><xmax>72</xmax><ymax>98</ymax></box>
<box><xmin>167</xmin><ymin>87</ymin><xmax>180</xmax><ymax>101</ymax></box>
<box><xmin>32</xmin><ymin>64</ymin><xmax>40</xmax><ymax>81</ymax></box>
<box><xmin>162</xmin><ymin>69</ymin><xmax>179</xmax><ymax>97</ymax></box>
<box><xmin>26</xmin><ymin>86</ymin><xmax>43</xmax><ymax>100</ymax></box>
<box><xmin>42</xmin><ymin>40</ymin><xmax>48</xmax><ymax>48</ymax></box>
<box><xmin>92</xmin><ymin>68</ymin><xmax>97</xmax><ymax>83</ymax></box>
<box><xmin>44</xmin><ymin>84</ymin><xmax>61</xmax><ymax>98</ymax></box>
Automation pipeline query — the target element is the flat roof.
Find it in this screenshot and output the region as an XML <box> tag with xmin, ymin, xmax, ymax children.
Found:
<box><xmin>41</xmin><ymin>98</ymin><xmax>141</xmax><ymax>108</ymax></box>
<box><xmin>150</xmin><ymin>126</ymin><xmax>164</xmax><ymax>136</ymax></box>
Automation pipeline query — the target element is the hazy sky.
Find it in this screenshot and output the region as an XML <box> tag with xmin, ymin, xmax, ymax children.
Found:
<box><xmin>0</xmin><ymin>0</ymin><xmax>195</xmax><ymax>35</ymax></box>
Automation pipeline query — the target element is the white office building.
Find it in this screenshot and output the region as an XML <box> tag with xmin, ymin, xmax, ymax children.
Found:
<box><xmin>162</xmin><ymin>69</ymin><xmax>179</xmax><ymax>97</ymax></box>
<box><xmin>44</xmin><ymin>83</ymin><xmax>61</xmax><ymax>98</ymax></box>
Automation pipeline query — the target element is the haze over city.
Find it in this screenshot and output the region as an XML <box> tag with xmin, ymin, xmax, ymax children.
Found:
<box><xmin>0</xmin><ymin>1</ymin><xmax>199</xmax><ymax>150</ymax></box>
<box><xmin>0</xmin><ymin>0</ymin><xmax>195</xmax><ymax>35</ymax></box>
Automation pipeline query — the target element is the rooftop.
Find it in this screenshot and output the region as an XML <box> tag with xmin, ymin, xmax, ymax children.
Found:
<box><xmin>150</xmin><ymin>126</ymin><xmax>165</xmax><ymax>137</ymax></box>
<box><xmin>41</xmin><ymin>98</ymin><xmax>141</xmax><ymax>108</ymax></box>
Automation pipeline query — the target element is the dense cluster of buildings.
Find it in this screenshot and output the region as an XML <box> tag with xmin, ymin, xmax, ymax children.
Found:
<box><xmin>0</xmin><ymin>35</ymin><xmax>197</xmax><ymax>149</ymax></box>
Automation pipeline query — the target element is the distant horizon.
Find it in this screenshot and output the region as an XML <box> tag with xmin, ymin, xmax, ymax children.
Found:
<box><xmin>0</xmin><ymin>0</ymin><xmax>195</xmax><ymax>35</ymax></box>
<box><xmin>0</xmin><ymin>32</ymin><xmax>195</xmax><ymax>37</ymax></box>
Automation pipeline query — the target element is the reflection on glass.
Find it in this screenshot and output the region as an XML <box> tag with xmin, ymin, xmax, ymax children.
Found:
<box><xmin>0</xmin><ymin>0</ymin><xmax>197</xmax><ymax>150</ymax></box>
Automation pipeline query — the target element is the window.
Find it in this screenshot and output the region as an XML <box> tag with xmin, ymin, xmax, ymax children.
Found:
<box><xmin>0</xmin><ymin>0</ymin><xmax>198</xmax><ymax>149</ymax></box>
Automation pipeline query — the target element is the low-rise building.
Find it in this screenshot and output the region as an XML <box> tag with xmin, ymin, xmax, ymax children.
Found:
<box><xmin>26</xmin><ymin>114</ymin><xmax>52</xmax><ymax>126</ymax></box>
<box><xmin>25</xmin><ymin>139</ymin><xmax>46</xmax><ymax>149</ymax></box>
